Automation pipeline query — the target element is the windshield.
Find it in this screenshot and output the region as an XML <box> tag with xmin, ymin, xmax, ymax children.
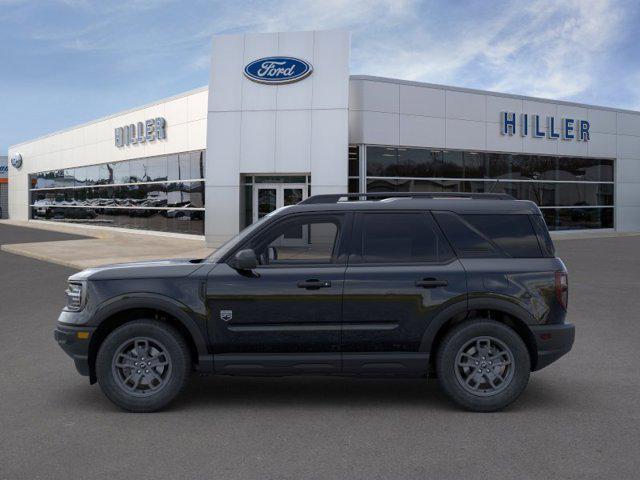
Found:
<box><xmin>205</xmin><ymin>207</ymin><xmax>287</xmax><ymax>263</ymax></box>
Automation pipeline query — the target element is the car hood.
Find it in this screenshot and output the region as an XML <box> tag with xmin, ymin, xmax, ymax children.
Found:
<box><xmin>69</xmin><ymin>258</ymin><xmax>206</xmax><ymax>281</ymax></box>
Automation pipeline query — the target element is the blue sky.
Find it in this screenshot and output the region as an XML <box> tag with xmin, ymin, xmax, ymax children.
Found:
<box><xmin>2</xmin><ymin>0</ymin><xmax>639</xmax><ymax>153</ymax></box>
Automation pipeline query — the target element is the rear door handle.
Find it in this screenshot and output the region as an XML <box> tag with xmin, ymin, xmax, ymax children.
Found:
<box><xmin>297</xmin><ymin>279</ymin><xmax>332</xmax><ymax>289</ymax></box>
<box><xmin>415</xmin><ymin>278</ymin><xmax>448</xmax><ymax>288</ymax></box>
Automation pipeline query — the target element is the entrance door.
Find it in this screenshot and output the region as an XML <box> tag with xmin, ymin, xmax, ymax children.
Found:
<box><xmin>253</xmin><ymin>183</ymin><xmax>307</xmax><ymax>245</ymax></box>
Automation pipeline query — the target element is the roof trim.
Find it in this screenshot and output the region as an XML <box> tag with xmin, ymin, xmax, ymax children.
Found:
<box><xmin>350</xmin><ymin>75</ymin><xmax>640</xmax><ymax>116</ymax></box>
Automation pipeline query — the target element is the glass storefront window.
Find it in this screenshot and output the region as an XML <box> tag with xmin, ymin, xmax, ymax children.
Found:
<box><xmin>440</xmin><ymin>151</ymin><xmax>464</xmax><ymax>178</ymax></box>
<box><xmin>364</xmin><ymin>146</ymin><xmax>615</xmax><ymax>231</ymax></box>
<box><xmin>129</xmin><ymin>158</ymin><xmax>148</xmax><ymax>183</ymax></box>
<box><xmin>486</xmin><ymin>152</ymin><xmax>509</xmax><ymax>178</ymax></box>
<box><xmin>29</xmin><ymin>150</ymin><xmax>206</xmax><ymax>235</ymax></box>
<box><xmin>558</xmin><ymin>157</ymin><xmax>614</xmax><ymax>182</ymax></box>
<box><xmin>463</xmin><ymin>152</ymin><xmax>487</xmax><ymax>178</ymax></box>
<box><xmin>191</xmin><ymin>151</ymin><xmax>205</xmax><ymax>180</ymax></box>
<box><xmin>178</xmin><ymin>153</ymin><xmax>192</xmax><ymax>180</ymax></box>
<box><xmin>397</xmin><ymin>148</ymin><xmax>433</xmax><ymax>177</ymax></box>
<box><xmin>147</xmin><ymin>156</ymin><xmax>168</xmax><ymax>182</ymax></box>
<box><xmin>98</xmin><ymin>164</ymin><xmax>112</xmax><ymax>184</ymax></box>
<box><xmin>110</xmin><ymin>162</ymin><xmax>128</xmax><ymax>184</ymax></box>
<box><xmin>367</xmin><ymin>146</ymin><xmax>397</xmax><ymax>176</ymax></box>
<box><xmin>85</xmin><ymin>165</ymin><xmax>100</xmax><ymax>185</ymax></box>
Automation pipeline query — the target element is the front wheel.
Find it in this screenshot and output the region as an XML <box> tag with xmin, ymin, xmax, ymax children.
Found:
<box><xmin>436</xmin><ymin>319</ymin><xmax>530</xmax><ymax>412</ymax></box>
<box><xmin>96</xmin><ymin>320</ymin><xmax>191</xmax><ymax>412</ymax></box>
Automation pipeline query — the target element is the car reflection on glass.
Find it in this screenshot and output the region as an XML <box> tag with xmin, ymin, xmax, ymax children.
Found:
<box><xmin>51</xmin><ymin>207</ymin><xmax>97</xmax><ymax>220</ymax></box>
<box><xmin>569</xmin><ymin>202</ymin><xmax>596</xmax><ymax>221</ymax></box>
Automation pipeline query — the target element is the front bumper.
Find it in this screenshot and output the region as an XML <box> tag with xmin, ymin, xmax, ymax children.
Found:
<box><xmin>530</xmin><ymin>323</ymin><xmax>575</xmax><ymax>371</ymax></box>
<box><xmin>54</xmin><ymin>323</ymin><xmax>96</xmax><ymax>377</ymax></box>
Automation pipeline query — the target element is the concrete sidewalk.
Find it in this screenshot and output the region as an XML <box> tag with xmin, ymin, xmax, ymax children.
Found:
<box><xmin>0</xmin><ymin>220</ymin><xmax>213</xmax><ymax>270</ymax></box>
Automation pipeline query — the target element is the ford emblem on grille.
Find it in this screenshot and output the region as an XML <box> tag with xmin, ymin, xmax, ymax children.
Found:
<box><xmin>244</xmin><ymin>56</ymin><xmax>313</xmax><ymax>85</ymax></box>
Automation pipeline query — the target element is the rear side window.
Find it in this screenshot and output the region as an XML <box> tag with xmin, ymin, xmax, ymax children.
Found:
<box><xmin>433</xmin><ymin>212</ymin><xmax>501</xmax><ymax>258</ymax></box>
<box><xmin>530</xmin><ymin>214</ymin><xmax>555</xmax><ymax>257</ymax></box>
<box><xmin>357</xmin><ymin>212</ymin><xmax>454</xmax><ymax>263</ymax></box>
<box><xmin>434</xmin><ymin>212</ymin><xmax>545</xmax><ymax>258</ymax></box>
<box><xmin>461</xmin><ymin>214</ymin><xmax>542</xmax><ymax>258</ymax></box>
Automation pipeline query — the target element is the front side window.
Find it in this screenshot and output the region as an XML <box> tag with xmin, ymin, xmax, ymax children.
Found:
<box><xmin>357</xmin><ymin>212</ymin><xmax>453</xmax><ymax>263</ymax></box>
<box><xmin>249</xmin><ymin>215</ymin><xmax>342</xmax><ymax>265</ymax></box>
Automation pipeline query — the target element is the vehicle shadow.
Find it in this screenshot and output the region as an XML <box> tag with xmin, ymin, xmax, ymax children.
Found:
<box><xmin>177</xmin><ymin>375</ymin><xmax>454</xmax><ymax>411</ymax></box>
<box><xmin>58</xmin><ymin>373</ymin><xmax>571</xmax><ymax>414</ymax></box>
<box><xmin>175</xmin><ymin>374</ymin><xmax>571</xmax><ymax>413</ymax></box>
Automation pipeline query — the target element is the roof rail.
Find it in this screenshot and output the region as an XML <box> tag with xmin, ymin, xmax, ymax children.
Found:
<box><xmin>299</xmin><ymin>192</ymin><xmax>515</xmax><ymax>205</ymax></box>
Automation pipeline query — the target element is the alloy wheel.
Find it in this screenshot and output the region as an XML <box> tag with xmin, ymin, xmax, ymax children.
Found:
<box><xmin>454</xmin><ymin>336</ymin><xmax>515</xmax><ymax>397</ymax></box>
<box><xmin>111</xmin><ymin>337</ymin><xmax>173</xmax><ymax>397</ymax></box>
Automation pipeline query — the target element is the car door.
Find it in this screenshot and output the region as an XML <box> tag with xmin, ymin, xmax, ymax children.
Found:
<box><xmin>341</xmin><ymin>211</ymin><xmax>467</xmax><ymax>374</ymax></box>
<box><xmin>206</xmin><ymin>212</ymin><xmax>351</xmax><ymax>374</ymax></box>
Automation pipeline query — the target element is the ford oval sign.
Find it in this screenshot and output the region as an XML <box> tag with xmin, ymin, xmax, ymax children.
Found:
<box><xmin>10</xmin><ymin>153</ymin><xmax>23</xmax><ymax>169</ymax></box>
<box><xmin>244</xmin><ymin>57</ymin><xmax>313</xmax><ymax>85</ymax></box>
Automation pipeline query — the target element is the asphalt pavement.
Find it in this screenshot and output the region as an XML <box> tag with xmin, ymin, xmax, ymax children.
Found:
<box><xmin>0</xmin><ymin>223</ymin><xmax>638</xmax><ymax>480</ymax></box>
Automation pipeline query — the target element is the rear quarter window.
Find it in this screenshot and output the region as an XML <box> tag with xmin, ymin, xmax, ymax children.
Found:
<box><xmin>529</xmin><ymin>214</ymin><xmax>556</xmax><ymax>257</ymax></box>
<box><xmin>434</xmin><ymin>212</ymin><xmax>545</xmax><ymax>258</ymax></box>
<box><xmin>432</xmin><ymin>212</ymin><xmax>501</xmax><ymax>258</ymax></box>
<box><xmin>461</xmin><ymin>214</ymin><xmax>543</xmax><ymax>258</ymax></box>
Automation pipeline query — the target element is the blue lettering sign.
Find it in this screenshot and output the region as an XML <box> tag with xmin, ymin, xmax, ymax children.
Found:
<box><xmin>547</xmin><ymin>116</ymin><xmax>560</xmax><ymax>139</ymax></box>
<box><xmin>533</xmin><ymin>115</ymin><xmax>545</xmax><ymax>138</ymax></box>
<box><xmin>563</xmin><ymin>118</ymin><xmax>575</xmax><ymax>140</ymax></box>
<box><xmin>499</xmin><ymin>112</ymin><xmax>589</xmax><ymax>142</ymax></box>
<box><xmin>520</xmin><ymin>113</ymin><xmax>529</xmax><ymax>137</ymax></box>
<box><xmin>579</xmin><ymin>120</ymin><xmax>590</xmax><ymax>141</ymax></box>
<box><xmin>501</xmin><ymin>112</ymin><xmax>516</xmax><ymax>135</ymax></box>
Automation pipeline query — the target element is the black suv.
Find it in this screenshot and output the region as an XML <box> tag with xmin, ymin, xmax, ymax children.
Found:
<box><xmin>54</xmin><ymin>192</ymin><xmax>574</xmax><ymax>412</ymax></box>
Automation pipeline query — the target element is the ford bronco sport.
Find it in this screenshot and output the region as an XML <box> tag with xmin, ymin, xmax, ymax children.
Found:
<box><xmin>54</xmin><ymin>192</ymin><xmax>574</xmax><ymax>412</ymax></box>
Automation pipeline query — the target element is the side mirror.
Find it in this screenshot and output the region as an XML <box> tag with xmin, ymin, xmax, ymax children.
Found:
<box><xmin>231</xmin><ymin>249</ymin><xmax>258</xmax><ymax>271</ymax></box>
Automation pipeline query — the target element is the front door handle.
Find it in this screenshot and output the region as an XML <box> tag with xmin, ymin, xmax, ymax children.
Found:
<box><xmin>415</xmin><ymin>278</ymin><xmax>448</xmax><ymax>288</ymax></box>
<box><xmin>297</xmin><ymin>279</ymin><xmax>331</xmax><ymax>289</ymax></box>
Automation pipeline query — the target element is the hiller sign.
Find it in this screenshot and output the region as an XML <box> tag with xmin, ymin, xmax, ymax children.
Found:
<box><xmin>115</xmin><ymin>117</ymin><xmax>166</xmax><ymax>147</ymax></box>
<box><xmin>500</xmin><ymin>112</ymin><xmax>590</xmax><ymax>141</ymax></box>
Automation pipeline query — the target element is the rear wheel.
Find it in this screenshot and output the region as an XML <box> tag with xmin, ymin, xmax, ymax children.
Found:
<box><xmin>436</xmin><ymin>319</ymin><xmax>530</xmax><ymax>412</ymax></box>
<box><xmin>96</xmin><ymin>320</ymin><xmax>191</xmax><ymax>412</ymax></box>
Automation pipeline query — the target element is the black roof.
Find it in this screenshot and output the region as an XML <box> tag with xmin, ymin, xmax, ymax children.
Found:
<box><xmin>281</xmin><ymin>192</ymin><xmax>541</xmax><ymax>215</ymax></box>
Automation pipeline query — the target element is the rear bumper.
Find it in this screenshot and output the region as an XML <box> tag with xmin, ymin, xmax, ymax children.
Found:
<box><xmin>54</xmin><ymin>324</ymin><xmax>96</xmax><ymax>377</ymax></box>
<box><xmin>530</xmin><ymin>323</ymin><xmax>575</xmax><ymax>371</ymax></box>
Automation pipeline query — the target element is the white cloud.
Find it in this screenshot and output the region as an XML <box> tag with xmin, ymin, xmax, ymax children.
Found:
<box><xmin>484</xmin><ymin>0</ymin><xmax>623</xmax><ymax>99</ymax></box>
<box><xmin>7</xmin><ymin>0</ymin><xmax>633</xmax><ymax>105</ymax></box>
<box><xmin>345</xmin><ymin>0</ymin><xmax>625</xmax><ymax>102</ymax></box>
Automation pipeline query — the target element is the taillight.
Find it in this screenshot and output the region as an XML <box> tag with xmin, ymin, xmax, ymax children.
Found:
<box><xmin>555</xmin><ymin>271</ymin><xmax>568</xmax><ymax>310</ymax></box>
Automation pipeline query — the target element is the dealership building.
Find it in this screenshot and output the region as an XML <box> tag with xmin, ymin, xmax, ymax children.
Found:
<box><xmin>7</xmin><ymin>30</ymin><xmax>640</xmax><ymax>246</ymax></box>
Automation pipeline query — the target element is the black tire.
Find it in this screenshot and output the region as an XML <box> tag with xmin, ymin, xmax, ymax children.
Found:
<box><xmin>96</xmin><ymin>320</ymin><xmax>191</xmax><ymax>412</ymax></box>
<box><xmin>436</xmin><ymin>319</ymin><xmax>530</xmax><ymax>412</ymax></box>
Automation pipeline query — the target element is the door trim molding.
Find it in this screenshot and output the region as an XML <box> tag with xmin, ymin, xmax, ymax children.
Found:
<box><xmin>226</xmin><ymin>322</ymin><xmax>399</xmax><ymax>332</ymax></box>
<box><xmin>212</xmin><ymin>352</ymin><xmax>429</xmax><ymax>376</ymax></box>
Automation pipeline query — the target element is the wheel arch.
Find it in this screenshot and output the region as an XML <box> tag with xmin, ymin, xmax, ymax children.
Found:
<box><xmin>421</xmin><ymin>298</ymin><xmax>539</xmax><ymax>371</ymax></box>
<box><xmin>87</xmin><ymin>294</ymin><xmax>209</xmax><ymax>383</ymax></box>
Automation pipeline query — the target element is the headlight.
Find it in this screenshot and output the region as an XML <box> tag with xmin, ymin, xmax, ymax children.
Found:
<box><xmin>65</xmin><ymin>282</ymin><xmax>86</xmax><ymax>311</ymax></box>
